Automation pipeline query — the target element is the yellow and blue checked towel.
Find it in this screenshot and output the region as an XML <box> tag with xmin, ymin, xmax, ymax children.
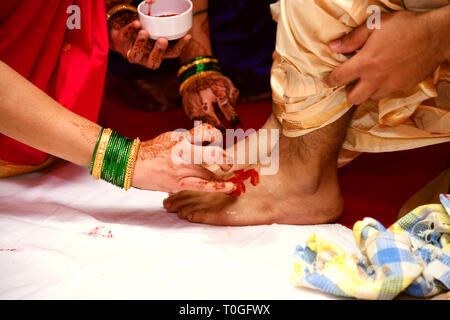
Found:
<box><xmin>292</xmin><ymin>194</ymin><xmax>450</xmax><ymax>300</ymax></box>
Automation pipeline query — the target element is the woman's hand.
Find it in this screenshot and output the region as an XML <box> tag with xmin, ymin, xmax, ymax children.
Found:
<box><xmin>181</xmin><ymin>73</ymin><xmax>241</xmax><ymax>131</ymax></box>
<box><xmin>109</xmin><ymin>17</ymin><xmax>191</xmax><ymax>70</ymax></box>
<box><xmin>132</xmin><ymin>123</ymin><xmax>236</xmax><ymax>193</ymax></box>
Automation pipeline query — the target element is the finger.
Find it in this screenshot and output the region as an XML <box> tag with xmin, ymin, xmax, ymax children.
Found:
<box><xmin>194</xmin><ymin>115</ymin><xmax>225</xmax><ymax>132</ymax></box>
<box><xmin>216</xmin><ymin>99</ymin><xmax>242</xmax><ymax>129</ymax></box>
<box><xmin>323</xmin><ymin>55</ymin><xmax>362</xmax><ymax>88</ymax></box>
<box><xmin>176</xmin><ymin>141</ymin><xmax>232</xmax><ymax>171</ymax></box>
<box><xmin>123</xmin><ymin>20</ymin><xmax>142</xmax><ymax>41</ymax></box>
<box><xmin>329</xmin><ymin>24</ymin><xmax>372</xmax><ymax>54</ymax></box>
<box><xmin>187</xmin><ymin>123</ymin><xmax>223</xmax><ymax>145</ymax></box>
<box><xmin>370</xmin><ymin>87</ymin><xmax>393</xmax><ymax>101</ymax></box>
<box><xmin>347</xmin><ymin>80</ymin><xmax>377</xmax><ymax>105</ymax></box>
<box><xmin>178</xmin><ymin>177</ymin><xmax>236</xmax><ymax>193</ymax></box>
<box><xmin>194</xmin><ymin>145</ymin><xmax>233</xmax><ymax>171</ymax></box>
<box><xmin>146</xmin><ymin>38</ymin><xmax>168</xmax><ymax>69</ymax></box>
<box><xmin>192</xmin><ymin>98</ymin><xmax>224</xmax><ymax>131</ymax></box>
<box><xmin>164</xmin><ymin>34</ymin><xmax>192</xmax><ymax>59</ymax></box>
<box><xmin>128</xmin><ymin>29</ymin><xmax>150</xmax><ymax>64</ymax></box>
<box><xmin>118</xmin><ymin>20</ymin><xmax>142</xmax><ymax>55</ymax></box>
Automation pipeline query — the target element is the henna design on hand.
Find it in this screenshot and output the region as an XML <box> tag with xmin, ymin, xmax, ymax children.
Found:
<box><xmin>138</xmin><ymin>132</ymin><xmax>183</xmax><ymax>161</ymax></box>
<box><xmin>108</xmin><ymin>10</ymin><xmax>138</xmax><ymax>31</ymax></box>
<box><xmin>71</xmin><ymin>122</ymin><xmax>99</xmax><ymax>145</ymax></box>
<box><xmin>181</xmin><ymin>74</ymin><xmax>241</xmax><ymax>129</ymax></box>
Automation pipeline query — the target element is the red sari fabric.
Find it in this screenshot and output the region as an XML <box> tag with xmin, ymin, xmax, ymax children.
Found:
<box><xmin>0</xmin><ymin>0</ymin><xmax>109</xmax><ymax>165</ymax></box>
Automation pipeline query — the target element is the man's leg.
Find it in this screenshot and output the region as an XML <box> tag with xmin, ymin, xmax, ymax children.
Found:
<box><xmin>163</xmin><ymin>108</ymin><xmax>353</xmax><ymax>226</ymax></box>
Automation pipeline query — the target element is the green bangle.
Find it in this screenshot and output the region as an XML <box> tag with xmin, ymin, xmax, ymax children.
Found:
<box><xmin>117</xmin><ymin>139</ymin><xmax>132</xmax><ymax>188</ymax></box>
<box><xmin>101</xmin><ymin>131</ymin><xmax>118</xmax><ymax>183</ymax></box>
<box><xmin>180</xmin><ymin>55</ymin><xmax>218</xmax><ymax>68</ymax></box>
<box><xmin>100</xmin><ymin>131</ymin><xmax>133</xmax><ymax>189</ymax></box>
<box><xmin>193</xmin><ymin>9</ymin><xmax>208</xmax><ymax>17</ymax></box>
<box><xmin>180</xmin><ymin>62</ymin><xmax>221</xmax><ymax>83</ymax></box>
<box><xmin>116</xmin><ymin>135</ymin><xmax>132</xmax><ymax>188</ymax></box>
<box><xmin>90</xmin><ymin>128</ymin><xmax>104</xmax><ymax>175</ymax></box>
<box><xmin>107</xmin><ymin>132</ymin><xmax>125</xmax><ymax>186</ymax></box>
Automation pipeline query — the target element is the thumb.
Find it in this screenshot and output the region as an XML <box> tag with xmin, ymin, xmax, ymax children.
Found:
<box><xmin>329</xmin><ymin>24</ymin><xmax>371</xmax><ymax>54</ymax></box>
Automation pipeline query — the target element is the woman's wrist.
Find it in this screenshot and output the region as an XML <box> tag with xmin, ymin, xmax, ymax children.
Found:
<box><xmin>106</xmin><ymin>4</ymin><xmax>139</xmax><ymax>52</ymax></box>
<box><xmin>107</xmin><ymin>8</ymin><xmax>138</xmax><ymax>31</ymax></box>
<box><xmin>178</xmin><ymin>55</ymin><xmax>222</xmax><ymax>94</ymax></box>
<box><xmin>90</xmin><ymin>128</ymin><xmax>141</xmax><ymax>190</ymax></box>
<box><xmin>179</xmin><ymin>2</ymin><xmax>212</xmax><ymax>64</ymax></box>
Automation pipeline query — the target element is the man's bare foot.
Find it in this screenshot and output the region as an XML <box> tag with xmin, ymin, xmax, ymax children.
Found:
<box><xmin>163</xmin><ymin>112</ymin><xmax>353</xmax><ymax>226</ymax></box>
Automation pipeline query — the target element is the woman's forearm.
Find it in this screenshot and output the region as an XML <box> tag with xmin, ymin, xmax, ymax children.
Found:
<box><xmin>180</xmin><ymin>0</ymin><xmax>212</xmax><ymax>63</ymax></box>
<box><xmin>0</xmin><ymin>61</ymin><xmax>101</xmax><ymax>168</ymax></box>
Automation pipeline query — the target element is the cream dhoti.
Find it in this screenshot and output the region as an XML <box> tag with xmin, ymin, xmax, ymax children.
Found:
<box><xmin>270</xmin><ymin>0</ymin><xmax>450</xmax><ymax>167</ymax></box>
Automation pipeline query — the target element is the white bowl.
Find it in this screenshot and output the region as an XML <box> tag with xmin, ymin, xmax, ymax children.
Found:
<box><xmin>137</xmin><ymin>0</ymin><xmax>193</xmax><ymax>41</ymax></box>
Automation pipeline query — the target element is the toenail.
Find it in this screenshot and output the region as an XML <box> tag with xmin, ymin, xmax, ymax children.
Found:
<box><xmin>164</xmin><ymin>202</ymin><xmax>172</xmax><ymax>209</ymax></box>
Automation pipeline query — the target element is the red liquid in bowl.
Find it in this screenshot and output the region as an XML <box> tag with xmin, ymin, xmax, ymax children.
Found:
<box><xmin>155</xmin><ymin>14</ymin><xmax>178</xmax><ymax>17</ymax></box>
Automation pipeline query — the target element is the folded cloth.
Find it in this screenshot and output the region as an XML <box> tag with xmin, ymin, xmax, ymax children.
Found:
<box><xmin>291</xmin><ymin>194</ymin><xmax>450</xmax><ymax>300</ymax></box>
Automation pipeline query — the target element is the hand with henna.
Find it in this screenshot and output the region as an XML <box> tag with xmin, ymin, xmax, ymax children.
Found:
<box><xmin>181</xmin><ymin>73</ymin><xmax>241</xmax><ymax>131</ymax></box>
<box><xmin>108</xmin><ymin>8</ymin><xmax>191</xmax><ymax>69</ymax></box>
<box><xmin>132</xmin><ymin>123</ymin><xmax>236</xmax><ymax>193</ymax></box>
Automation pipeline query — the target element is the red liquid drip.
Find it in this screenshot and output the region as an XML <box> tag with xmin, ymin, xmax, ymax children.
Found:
<box><xmin>148</xmin><ymin>0</ymin><xmax>152</xmax><ymax>16</ymax></box>
<box><xmin>226</xmin><ymin>169</ymin><xmax>260</xmax><ymax>197</ymax></box>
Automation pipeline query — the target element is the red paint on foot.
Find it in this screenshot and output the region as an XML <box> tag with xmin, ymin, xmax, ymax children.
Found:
<box><xmin>226</xmin><ymin>169</ymin><xmax>259</xmax><ymax>196</ymax></box>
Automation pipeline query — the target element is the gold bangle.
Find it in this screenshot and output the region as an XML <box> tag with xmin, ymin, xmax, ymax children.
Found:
<box><xmin>92</xmin><ymin>128</ymin><xmax>113</xmax><ymax>180</ymax></box>
<box><xmin>126</xmin><ymin>49</ymin><xmax>133</xmax><ymax>63</ymax></box>
<box><xmin>179</xmin><ymin>71</ymin><xmax>222</xmax><ymax>94</ymax></box>
<box><xmin>177</xmin><ymin>58</ymin><xmax>219</xmax><ymax>77</ymax></box>
<box><xmin>106</xmin><ymin>4</ymin><xmax>138</xmax><ymax>21</ymax></box>
<box><xmin>123</xmin><ymin>137</ymin><xmax>141</xmax><ymax>191</ymax></box>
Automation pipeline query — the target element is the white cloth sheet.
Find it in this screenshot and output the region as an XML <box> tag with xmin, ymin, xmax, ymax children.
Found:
<box><xmin>0</xmin><ymin>162</ymin><xmax>356</xmax><ymax>300</ymax></box>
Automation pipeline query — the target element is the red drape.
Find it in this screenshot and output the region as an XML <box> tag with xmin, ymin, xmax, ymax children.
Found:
<box><xmin>0</xmin><ymin>0</ymin><xmax>109</xmax><ymax>165</ymax></box>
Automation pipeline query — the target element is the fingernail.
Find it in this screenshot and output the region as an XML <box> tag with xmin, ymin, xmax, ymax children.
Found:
<box><xmin>329</xmin><ymin>40</ymin><xmax>342</xmax><ymax>51</ymax></box>
<box><xmin>225</xmin><ymin>182</ymin><xmax>236</xmax><ymax>191</ymax></box>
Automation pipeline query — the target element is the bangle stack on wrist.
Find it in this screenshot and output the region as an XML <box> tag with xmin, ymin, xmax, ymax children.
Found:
<box><xmin>90</xmin><ymin>128</ymin><xmax>141</xmax><ymax>191</ymax></box>
<box><xmin>178</xmin><ymin>56</ymin><xmax>222</xmax><ymax>94</ymax></box>
<box><xmin>106</xmin><ymin>4</ymin><xmax>138</xmax><ymax>21</ymax></box>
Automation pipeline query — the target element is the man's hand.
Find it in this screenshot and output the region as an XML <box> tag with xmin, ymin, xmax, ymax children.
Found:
<box><xmin>323</xmin><ymin>9</ymin><xmax>449</xmax><ymax>105</ymax></box>
<box><xmin>109</xmin><ymin>19</ymin><xmax>191</xmax><ymax>70</ymax></box>
<box><xmin>181</xmin><ymin>73</ymin><xmax>241</xmax><ymax>131</ymax></box>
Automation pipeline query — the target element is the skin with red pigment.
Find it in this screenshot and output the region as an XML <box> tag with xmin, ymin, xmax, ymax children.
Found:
<box><xmin>226</xmin><ymin>169</ymin><xmax>259</xmax><ymax>197</ymax></box>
